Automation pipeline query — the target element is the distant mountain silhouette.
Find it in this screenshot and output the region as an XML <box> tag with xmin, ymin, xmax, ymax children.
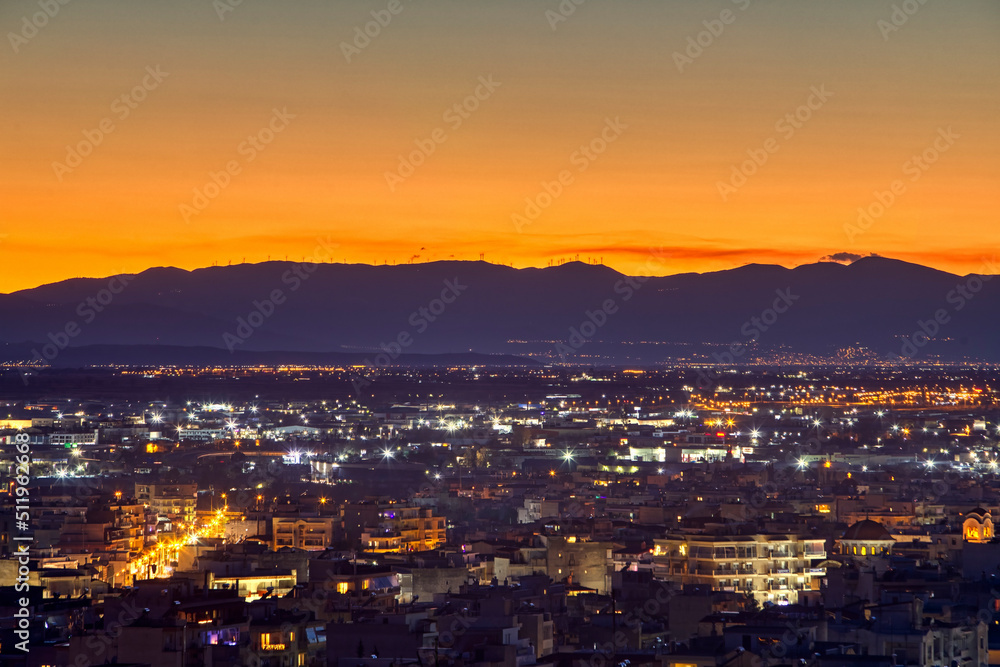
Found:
<box><xmin>2</xmin><ymin>257</ymin><xmax>998</xmax><ymax>365</ymax></box>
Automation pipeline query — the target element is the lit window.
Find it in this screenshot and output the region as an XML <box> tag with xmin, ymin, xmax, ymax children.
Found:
<box><xmin>337</xmin><ymin>582</ymin><xmax>349</xmax><ymax>594</ymax></box>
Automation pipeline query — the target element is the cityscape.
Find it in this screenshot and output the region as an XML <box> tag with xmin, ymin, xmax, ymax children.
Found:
<box><xmin>3</xmin><ymin>0</ymin><xmax>999</xmax><ymax>666</ymax></box>
<box><xmin>3</xmin><ymin>364</ymin><xmax>1000</xmax><ymax>666</ymax></box>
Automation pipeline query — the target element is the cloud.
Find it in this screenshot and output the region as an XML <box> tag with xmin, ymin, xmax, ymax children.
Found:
<box><xmin>560</xmin><ymin>244</ymin><xmax>821</xmax><ymax>264</ymax></box>
<box><xmin>821</xmin><ymin>252</ymin><xmax>882</xmax><ymax>264</ymax></box>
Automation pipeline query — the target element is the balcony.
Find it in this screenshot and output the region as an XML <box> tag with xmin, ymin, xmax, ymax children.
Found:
<box><xmin>697</xmin><ymin>566</ymin><xmax>743</xmax><ymax>576</ymax></box>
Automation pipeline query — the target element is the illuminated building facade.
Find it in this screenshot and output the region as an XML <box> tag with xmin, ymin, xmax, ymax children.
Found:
<box><xmin>652</xmin><ymin>533</ymin><xmax>827</xmax><ymax>605</ymax></box>
<box><xmin>362</xmin><ymin>505</ymin><xmax>446</xmax><ymax>552</ymax></box>
<box><xmin>962</xmin><ymin>507</ymin><xmax>994</xmax><ymax>543</ymax></box>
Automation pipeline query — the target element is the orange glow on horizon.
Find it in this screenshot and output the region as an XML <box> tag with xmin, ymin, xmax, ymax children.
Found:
<box><xmin>1</xmin><ymin>0</ymin><xmax>998</xmax><ymax>292</ymax></box>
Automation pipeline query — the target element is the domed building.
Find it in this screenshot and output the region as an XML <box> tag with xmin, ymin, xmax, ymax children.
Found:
<box><xmin>838</xmin><ymin>519</ymin><xmax>894</xmax><ymax>559</ymax></box>
<box><xmin>962</xmin><ymin>507</ymin><xmax>994</xmax><ymax>543</ymax></box>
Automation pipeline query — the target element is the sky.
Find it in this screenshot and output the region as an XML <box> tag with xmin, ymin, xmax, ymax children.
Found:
<box><xmin>1</xmin><ymin>0</ymin><xmax>998</xmax><ymax>292</ymax></box>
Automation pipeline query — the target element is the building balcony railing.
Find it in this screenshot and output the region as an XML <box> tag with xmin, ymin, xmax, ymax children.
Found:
<box><xmin>696</xmin><ymin>566</ymin><xmax>753</xmax><ymax>576</ymax></box>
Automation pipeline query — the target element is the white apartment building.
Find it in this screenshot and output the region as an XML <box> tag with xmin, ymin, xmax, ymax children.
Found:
<box><xmin>651</xmin><ymin>533</ymin><xmax>827</xmax><ymax>605</ymax></box>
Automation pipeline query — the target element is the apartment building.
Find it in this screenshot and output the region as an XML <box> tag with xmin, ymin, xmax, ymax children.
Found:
<box><xmin>135</xmin><ymin>481</ymin><xmax>198</xmax><ymax>523</ymax></box>
<box><xmin>651</xmin><ymin>533</ymin><xmax>827</xmax><ymax>605</ymax></box>
<box><xmin>363</xmin><ymin>505</ymin><xmax>446</xmax><ymax>552</ymax></box>
<box><xmin>272</xmin><ymin>516</ymin><xmax>339</xmax><ymax>551</ymax></box>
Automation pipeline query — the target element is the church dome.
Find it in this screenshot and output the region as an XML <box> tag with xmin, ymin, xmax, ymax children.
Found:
<box><xmin>842</xmin><ymin>519</ymin><xmax>893</xmax><ymax>541</ymax></box>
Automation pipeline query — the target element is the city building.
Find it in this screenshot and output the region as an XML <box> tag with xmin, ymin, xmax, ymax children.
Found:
<box><xmin>652</xmin><ymin>533</ymin><xmax>827</xmax><ymax>605</ymax></box>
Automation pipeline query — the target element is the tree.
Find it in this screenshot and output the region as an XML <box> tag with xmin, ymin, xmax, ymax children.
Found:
<box><xmin>475</xmin><ymin>448</ymin><xmax>490</xmax><ymax>468</ymax></box>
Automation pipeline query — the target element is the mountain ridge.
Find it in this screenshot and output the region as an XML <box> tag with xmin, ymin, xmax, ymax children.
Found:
<box><xmin>2</xmin><ymin>257</ymin><xmax>998</xmax><ymax>364</ymax></box>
